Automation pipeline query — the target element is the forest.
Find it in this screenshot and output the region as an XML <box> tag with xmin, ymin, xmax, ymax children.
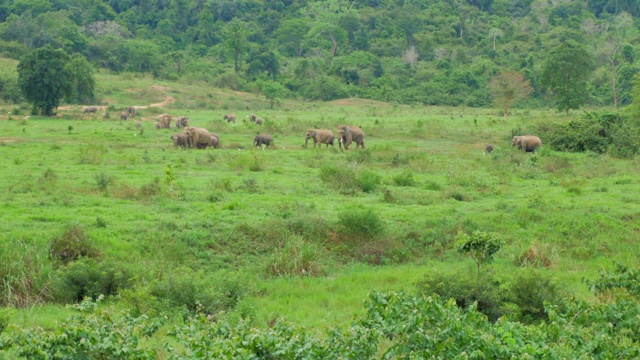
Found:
<box><xmin>1</xmin><ymin>0</ymin><xmax>640</xmax><ymax>108</ymax></box>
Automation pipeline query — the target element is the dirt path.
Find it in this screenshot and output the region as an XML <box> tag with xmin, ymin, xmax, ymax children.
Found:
<box><xmin>58</xmin><ymin>85</ymin><xmax>175</xmax><ymax>111</ymax></box>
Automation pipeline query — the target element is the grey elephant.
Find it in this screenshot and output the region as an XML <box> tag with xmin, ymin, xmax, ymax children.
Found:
<box><xmin>337</xmin><ymin>125</ymin><xmax>365</xmax><ymax>150</ymax></box>
<box><xmin>83</xmin><ymin>106</ymin><xmax>98</xmax><ymax>114</ymax></box>
<box><xmin>254</xmin><ymin>133</ymin><xmax>273</xmax><ymax>148</ymax></box>
<box><xmin>254</xmin><ymin>117</ymin><xmax>264</xmax><ymax>125</ymax></box>
<box><xmin>512</xmin><ymin>135</ymin><xmax>542</xmax><ymax>152</ymax></box>
<box><xmin>185</xmin><ymin>127</ymin><xmax>214</xmax><ymax>149</ymax></box>
<box><xmin>120</xmin><ymin>111</ymin><xmax>129</xmax><ymax>122</ymax></box>
<box><xmin>224</xmin><ymin>113</ymin><xmax>237</xmax><ymax>123</ymax></box>
<box><xmin>250</xmin><ymin>114</ymin><xmax>257</xmax><ymax>122</ymax></box>
<box><xmin>125</xmin><ymin>106</ymin><xmax>136</xmax><ymax>118</ymax></box>
<box><xmin>204</xmin><ymin>133</ymin><xmax>220</xmax><ymax>149</ymax></box>
<box><xmin>156</xmin><ymin>114</ymin><xmax>172</xmax><ymax>129</ymax></box>
<box><xmin>305</xmin><ymin>129</ymin><xmax>335</xmax><ymax>148</ymax></box>
<box><xmin>175</xmin><ymin>116</ymin><xmax>190</xmax><ymax>128</ymax></box>
<box><xmin>171</xmin><ymin>133</ymin><xmax>188</xmax><ymax>148</ymax></box>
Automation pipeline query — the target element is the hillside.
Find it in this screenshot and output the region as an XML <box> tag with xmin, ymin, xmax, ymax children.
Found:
<box><xmin>1</xmin><ymin>0</ymin><xmax>640</xmax><ymax>108</ymax></box>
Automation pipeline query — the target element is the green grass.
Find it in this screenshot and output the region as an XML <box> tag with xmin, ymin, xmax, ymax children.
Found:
<box><xmin>1</xmin><ymin>69</ymin><xmax>639</xmax><ymax>336</ymax></box>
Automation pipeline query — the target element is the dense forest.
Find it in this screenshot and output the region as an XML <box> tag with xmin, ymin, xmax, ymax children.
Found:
<box><xmin>1</xmin><ymin>0</ymin><xmax>640</xmax><ymax>108</ymax></box>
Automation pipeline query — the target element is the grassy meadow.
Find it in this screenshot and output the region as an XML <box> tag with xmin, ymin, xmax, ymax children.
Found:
<box><xmin>1</xmin><ymin>67</ymin><xmax>639</xmax><ymax>339</ymax></box>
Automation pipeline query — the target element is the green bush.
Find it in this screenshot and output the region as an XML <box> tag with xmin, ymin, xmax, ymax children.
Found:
<box><xmin>393</xmin><ymin>169</ymin><xmax>416</xmax><ymax>186</ymax></box>
<box><xmin>337</xmin><ymin>206</ymin><xmax>385</xmax><ymax>240</ymax></box>
<box><xmin>52</xmin><ymin>259</ymin><xmax>131</xmax><ymax>303</ymax></box>
<box><xmin>357</xmin><ymin>170</ymin><xmax>381</xmax><ymax>193</ymax></box>
<box><xmin>319</xmin><ymin>164</ymin><xmax>359</xmax><ymax>194</ymax></box>
<box><xmin>507</xmin><ymin>270</ymin><xmax>561</xmax><ymax>324</ymax></box>
<box><xmin>0</xmin><ymin>238</ymin><xmax>53</xmax><ymax>307</ymax></box>
<box><xmin>49</xmin><ymin>225</ymin><xmax>99</xmax><ymax>265</ymax></box>
<box><xmin>266</xmin><ymin>236</ymin><xmax>322</xmax><ymax>277</ymax></box>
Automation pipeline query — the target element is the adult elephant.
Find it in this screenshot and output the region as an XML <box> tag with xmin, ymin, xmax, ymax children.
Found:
<box><xmin>337</xmin><ymin>125</ymin><xmax>365</xmax><ymax>150</ymax></box>
<box><xmin>83</xmin><ymin>106</ymin><xmax>98</xmax><ymax>114</ymax></box>
<box><xmin>512</xmin><ymin>135</ymin><xmax>542</xmax><ymax>152</ymax></box>
<box><xmin>305</xmin><ymin>129</ymin><xmax>334</xmax><ymax>148</ymax></box>
<box><xmin>254</xmin><ymin>133</ymin><xmax>273</xmax><ymax>148</ymax></box>
<box><xmin>185</xmin><ymin>127</ymin><xmax>214</xmax><ymax>149</ymax></box>
<box><xmin>156</xmin><ymin>114</ymin><xmax>172</xmax><ymax>129</ymax></box>
<box><xmin>120</xmin><ymin>111</ymin><xmax>129</xmax><ymax>122</ymax></box>
<box><xmin>125</xmin><ymin>106</ymin><xmax>136</xmax><ymax>118</ymax></box>
<box><xmin>224</xmin><ymin>113</ymin><xmax>236</xmax><ymax>123</ymax></box>
<box><xmin>171</xmin><ymin>133</ymin><xmax>188</xmax><ymax>148</ymax></box>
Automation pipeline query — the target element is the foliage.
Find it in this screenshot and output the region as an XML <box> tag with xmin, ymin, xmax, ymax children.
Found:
<box><xmin>0</xmin><ymin>238</ymin><xmax>52</xmax><ymax>307</ymax></box>
<box><xmin>585</xmin><ymin>263</ymin><xmax>640</xmax><ymax>298</ymax></box>
<box><xmin>51</xmin><ymin>259</ymin><xmax>131</xmax><ymax>303</ymax></box>
<box><xmin>541</xmin><ymin>40</ymin><xmax>594</xmax><ymax>114</ymax></box>
<box><xmin>49</xmin><ymin>225</ymin><xmax>98</xmax><ymax>265</ymax></box>
<box><xmin>489</xmin><ymin>70</ymin><xmax>533</xmax><ymax>118</ymax></box>
<box><xmin>456</xmin><ymin>230</ymin><xmax>504</xmax><ymax>275</ymax></box>
<box><xmin>336</xmin><ymin>206</ymin><xmax>385</xmax><ymax>240</ymax></box>
<box><xmin>266</xmin><ymin>235</ymin><xmax>322</xmax><ymax>277</ymax></box>
<box><xmin>541</xmin><ymin>111</ymin><xmax>640</xmax><ymax>158</ymax></box>
<box><xmin>17</xmin><ymin>45</ymin><xmax>73</xmax><ymax>115</ymax></box>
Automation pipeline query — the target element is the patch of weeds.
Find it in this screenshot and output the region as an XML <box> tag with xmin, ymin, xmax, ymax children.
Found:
<box><xmin>95</xmin><ymin>216</ymin><xmax>107</xmax><ymax>228</ymax></box>
<box><xmin>79</xmin><ymin>144</ymin><xmax>108</xmax><ymax>165</ymax></box>
<box><xmin>208</xmin><ymin>191</ymin><xmax>225</xmax><ymax>203</ymax></box>
<box><xmin>51</xmin><ymin>259</ymin><xmax>130</xmax><ymax>303</ymax></box>
<box><xmin>358</xmin><ymin>170</ymin><xmax>382</xmax><ymax>193</ymax></box>
<box><xmin>239</xmin><ymin>177</ymin><xmax>259</xmax><ymax>192</ymax></box>
<box><xmin>94</xmin><ymin>173</ymin><xmax>115</xmax><ymax>192</ymax></box>
<box><xmin>266</xmin><ymin>236</ymin><xmax>322</xmax><ymax>277</ymax></box>
<box><xmin>381</xmin><ymin>189</ymin><xmax>395</xmax><ymax>203</ymax></box>
<box><xmin>212</xmin><ymin>178</ymin><xmax>233</xmax><ymax>192</ymax></box>
<box><xmin>391</xmin><ymin>153</ymin><xmax>409</xmax><ymax>167</ymax></box>
<box><xmin>393</xmin><ymin>169</ymin><xmax>416</xmax><ymax>186</ymax></box>
<box><xmin>223</xmin><ymin>200</ymin><xmax>241</xmax><ymax>210</ymax></box>
<box><xmin>515</xmin><ymin>242</ymin><xmax>556</xmax><ymax>268</ymax></box>
<box><xmin>561</xmin><ymin>178</ymin><xmax>585</xmax><ymax>196</ymax></box>
<box><xmin>139</xmin><ymin>177</ymin><xmax>162</xmax><ymax>198</ymax></box>
<box><xmin>49</xmin><ymin>225</ymin><xmax>99</xmax><ymax>265</ymax></box>
<box><xmin>50</xmin><ymin>144</ymin><xmax>62</xmax><ymax>151</ymax></box>
<box><xmin>447</xmin><ymin>190</ymin><xmax>466</xmax><ymax>202</ymax></box>
<box><xmin>319</xmin><ymin>164</ymin><xmax>359</xmax><ymax>194</ymax></box>
<box><xmin>346</xmin><ymin>149</ymin><xmax>372</xmax><ymax>164</ymax></box>
<box><xmin>423</xmin><ymin>180</ymin><xmax>442</xmax><ymax>191</ymax></box>
<box><xmin>142</xmin><ymin>150</ymin><xmax>152</xmax><ymax>164</ymax></box>
<box><xmin>337</xmin><ymin>206</ymin><xmax>385</xmax><ymax>240</ymax></box>
<box><xmin>249</xmin><ymin>154</ymin><xmax>264</xmax><ymax>172</ymax></box>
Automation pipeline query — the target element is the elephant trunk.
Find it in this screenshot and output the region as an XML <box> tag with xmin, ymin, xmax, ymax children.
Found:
<box><xmin>305</xmin><ymin>136</ymin><xmax>310</xmax><ymax>146</ymax></box>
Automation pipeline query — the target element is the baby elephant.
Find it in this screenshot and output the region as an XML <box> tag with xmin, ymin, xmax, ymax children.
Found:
<box><xmin>175</xmin><ymin>116</ymin><xmax>190</xmax><ymax>128</ymax></box>
<box><xmin>120</xmin><ymin>111</ymin><xmax>129</xmax><ymax>122</ymax></box>
<box><xmin>171</xmin><ymin>133</ymin><xmax>188</xmax><ymax>148</ymax></box>
<box><xmin>305</xmin><ymin>129</ymin><xmax>334</xmax><ymax>148</ymax></box>
<box><xmin>512</xmin><ymin>135</ymin><xmax>542</xmax><ymax>152</ymax></box>
<box><xmin>254</xmin><ymin>133</ymin><xmax>273</xmax><ymax>148</ymax></box>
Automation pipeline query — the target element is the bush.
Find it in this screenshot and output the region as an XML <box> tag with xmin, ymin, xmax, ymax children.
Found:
<box><xmin>266</xmin><ymin>236</ymin><xmax>322</xmax><ymax>277</ymax></box>
<box><xmin>507</xmin><ymin>270</ymin><xmax>561</xmax><ymax>324</ymax></box>
<box><xmin>52</xmin><ymin>259</ymin><xmax>131</xmax><ymax>303</ymax></box>
<box><xmin>393</xmin><ymin>169</ymin><xmax>416</xmax><ymax>186</ymax></box>
<box><xmin>0</xmin><ymin>238</ymin><xmax>53</xmax><ymax>307</ymax></box>
<box><xmin>337</xmin><ymin>206</ymin><xmax>385</xmax><ymax>240</ymax></box>
<box><xmin>319</xmin><ymin>164</ymin><xmax>359</xmax><ymax>194</ymax></box>
<box><xmin>358</xmin><ymin>170</ymin><xmax>381</xmax><ymax>193</ymax></box>
<box><xmin>49</xmin><ymin>225</ymin><xmax>99</xmax><ymax>265</ymax></box>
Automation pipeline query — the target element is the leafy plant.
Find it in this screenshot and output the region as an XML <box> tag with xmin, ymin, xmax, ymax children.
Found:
<box><xmin>456</xmin><ymin>230</ymin><xmax>504</xmax><ymax>275</ymax></box>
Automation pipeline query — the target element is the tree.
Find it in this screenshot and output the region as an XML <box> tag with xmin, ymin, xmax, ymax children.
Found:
<box><xmin>261</xmin><ymin>80</ymin><xmax>286</xmax><ymax>109</ymax></box>
<box><xmin>17</xmin><ymin>45</ymin><xmax>74</xmax><ymax>115</ymax></box>
<box><xmin>541</xmin><ymin>40</ymin><xmax>594</xmax><ymax>115</ymax></box>
<box><xmin>64</xmin><ymin>54</ymin><xmax>95</xmax><ymax>104</ymax></box>
<box><xmin>224</xmin><ymin>19</ymin><xmax>249</xmax><ymax>73</ymax></box>
<box><xmin>603</xmin><ymin>12</ymin><xmax>632</xmax><ymax>110</ymax></box>
<box><xmin>456</xmin><ymin>231</ymin><xmax>504</xmax><ymax>276</ymax></box>
<box><xmin>488</xmin><ymin>71</ymin><xmax>533</xmax><ymax>118</ymax></box>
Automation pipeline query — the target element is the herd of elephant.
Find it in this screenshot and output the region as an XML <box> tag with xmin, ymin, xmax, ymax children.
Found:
<box><xmin>84</xmin><ymin>106</ymin><xmax>540</xmax><ymax>152</ymax></box>
<box><xmin>160</xmin><ymin>112</ymin><xmax>367</xmax><ymax>150</ymax></box>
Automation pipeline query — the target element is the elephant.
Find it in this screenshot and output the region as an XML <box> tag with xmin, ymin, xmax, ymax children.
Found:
<box><xmin>254</xmin><ymin>133</ymin><xmax>273</xmax><ymax>148</ymax></box>
<box><xmin>211</xmin><ymin>133</ymin><xmax>220</xmax><ymax>148</ymax></box>
<box><xmin>83</xmin><ymin>106</ymin><xmax>98</xmax><ymax>114</ymax></box>
<box><xmin>337</xmin><ymin>125</ymin><xmax>365</xmax><ymax>150</ymax></box>
<box><xmin>512</xmin><ymin>135</ymin><xmax>542</xmax><ymax>152</ymax></box>
<box><xmin>485</xmin><ymin>144</ymin><xmax>494</xmax><ymax>154</ymax></box>
<box><xmin>184</xmin><ymin>127</ymin><xmax>214</xmax><ymax>149</ymax></box>
<box><xmin>224</xmin><ymin>113</ymin><xmax>237</xmax><ymax>123</ymax></box>
<box><xmin>125</xmin><ymin>106</ymin><xmax>136</xmax><ymax>118</ymax></box>
<box><xmin>250</xmin><ymin>114</ymin><xmax>257</xmax><ymax>122</ymax></box>
<box><xmin>155</xmin><ymin>114</ymin><xmax>172</xmax><ymax>129</ymax></box>
<box><xmin>305</xmin><ymin>129</ymin><xmax>335</xmax><ymax>148</ymax></box>
<box><xmin>175</xmin><ymin>116</ymin><xmax>190</xmax><ymax>128</ymax></box>
<box><xmin>135</xmin><ymin>121</ymin><xmax>142</xmax><ymax>129</ymax></box>
<box><xmin>171</xmin><ymin>133</ymin><xmax>188</xmax><ymax>148</ymax></box>
<box><xmin>255</xmin><ymin>117</ymin><xmax>264</xmax><ymax>126</ymax></box>
<box><xmin>120</xmin><ymin>111</ymin><xmax>129</xmax><ymax>122</ymax></box>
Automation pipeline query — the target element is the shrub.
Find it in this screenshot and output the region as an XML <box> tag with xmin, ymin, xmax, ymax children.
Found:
<box><xmin>358</xmin><ymin>170</ymin><xmax>381</xmax><ymax>193</ymax></box>
<box><xmin>319</xmin><ymin>164</ymin><xmax>359</xmax><ymax>194</ymax></box>
<box><xmin>266</xmin><ymin>236</ymin><xmax>322</xmax><ymax>277</ymax></box>
<box><xmin>51</xmin><ymin>259</ymin><xmax>131</xmax><ymax>303</ymax></box>
<box><xmin>0</xmin><ymin>238</ymin><xmax>53</xmax><ymax>307</ymax></box>
<box><xmin>49</xmin><ymin>225</ymin><xmax>98</xmax><ymax>265</ymax></box>
<box><xmin>337</xmin><ymin>206</ymin><xmax>385</xmax><ymax>240</ymax></box>
<box><xmin>507</xmin><ymin>270</ymin><xmax>561</xmax><ymax>324</ymax></box>
<box><xmin>93</xmin><ymin>172</ymin><xmax>114</xmax><ymax>192</ymax></box>
<box><xmin>393</xmin><ymin>169</ymin><xmax>416</xmax><ymax>186</ymax></box>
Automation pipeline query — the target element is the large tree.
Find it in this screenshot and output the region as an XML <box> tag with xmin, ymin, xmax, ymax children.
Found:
<box><xmin>489</xmin><ymin>70</ymin><xmax>533</xmax><ymax>118</ymax></box>
<box><xmin>541</xmin><ymin>40</ymin><xmax>594</xmax><ymax>114</ymax></box>
<box><xmin>17</xmin><ymin>45</ymin><xmax>74</xmax><ymax>115</ymax></box>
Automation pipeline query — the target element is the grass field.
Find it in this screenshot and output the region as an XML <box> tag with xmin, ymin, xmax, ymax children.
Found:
<box><xmin>1</xmin><ymin>68</ymin><xmax>639</xmax><ymax>339</ymax></box>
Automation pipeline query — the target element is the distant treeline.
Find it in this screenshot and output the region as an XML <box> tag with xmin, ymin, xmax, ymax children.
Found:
<box><xmin>1</xmin><ymin>0</ymin><xmax>640</xmax><ymax>106</ymax></box>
